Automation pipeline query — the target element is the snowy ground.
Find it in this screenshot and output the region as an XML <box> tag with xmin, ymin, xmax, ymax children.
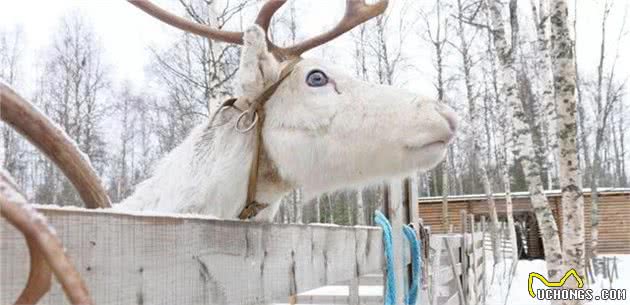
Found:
<box><xmin>273</xmin><ymin>251</ymin><xmax>629</xmax><ymax>305</ymax></box>
<box><xmin>486</xmin><ymin>254</ymin><xmax>630</xmax><ymax>305</ymax></box>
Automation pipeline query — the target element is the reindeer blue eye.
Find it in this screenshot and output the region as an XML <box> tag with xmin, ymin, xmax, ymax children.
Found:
<box><xmin>306</xmin><ymin>70</ymin><xmax>328</xmax><ymax>87</ymax></box>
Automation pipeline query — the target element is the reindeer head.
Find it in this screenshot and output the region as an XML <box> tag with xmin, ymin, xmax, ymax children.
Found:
<box><xmin>0</xmin><ymin>1</ymin><xmax>458</xmax><ymax>219</ymax></box>
<box><xmin>131</xmin><ymin>0</ymin><xmax>457</xmax><ymax>201</ymax></box>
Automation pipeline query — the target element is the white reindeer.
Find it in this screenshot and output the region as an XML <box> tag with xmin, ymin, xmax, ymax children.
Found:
<box><xmin>1</xmin><ymin>0</ymin><xmax>457</xmax><ymax>222</ymax></box>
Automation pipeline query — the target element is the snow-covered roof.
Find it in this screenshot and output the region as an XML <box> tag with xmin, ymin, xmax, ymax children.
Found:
<box><xmin>418</xmin><ymin>187</ymin><xmax>630</xmax><ymax>203</ymax></box>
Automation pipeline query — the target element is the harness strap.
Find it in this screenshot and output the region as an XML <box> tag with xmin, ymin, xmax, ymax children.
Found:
<box><xmin>238</xmin><ymin>58</ymin><xmax>301</xmax><ymax>220</ymax></box>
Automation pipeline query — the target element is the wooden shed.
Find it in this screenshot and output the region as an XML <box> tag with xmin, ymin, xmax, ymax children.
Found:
<box><xmin>418</xmin><ymin>188</ymin><xmax>630</xmax><ymax>257</ymax></box>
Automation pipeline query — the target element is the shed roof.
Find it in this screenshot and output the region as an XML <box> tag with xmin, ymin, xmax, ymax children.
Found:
<box><xmin>417</xmin><ymin>187</ymin><xmax>630</xmax><ymax>203</ymax></box>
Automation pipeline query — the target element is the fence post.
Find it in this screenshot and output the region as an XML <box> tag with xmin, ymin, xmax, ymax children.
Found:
<box><xmin>349</xmin><ymin>274</ymin><xmax>359</xmax><ymax>305</ymax></box>
<box><xmin>481</xmin><ymin>215</ymin><xmax>487</xmax><ymax>305</ymax></box>
<box><xmin>444</xmin><ymin>237</ymin><xmax>466</xmax><ymax>305</ymax></box>
<box><xmin>384</xmin><ymin>180</ymin><xmax>406</xmax><ymax>305</ymax></box>
<box><xmin>405</xmin><ymin>176</ymin><xmax>420</xmax><ymax>231</ymax></box>
<box><xmin>469</xmin><ymin>214</ymin><xmax>478</xmax><ymax>304</ymax></box>
<box><xmin>460</xmin><ymin>209</ymin><xmax>468</xmax><ymax>303</ymax></box>
<box><xmin>349</xmin><ymin>237</ymin><xmax>360</xmax><ymax>305</ymax></box>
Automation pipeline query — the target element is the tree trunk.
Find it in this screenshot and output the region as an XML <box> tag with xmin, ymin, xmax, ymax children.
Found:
<box><xmin>487</xmin><ymin>0</ymin><xmax>565</xmax><ymax>283</ymax></box>
<box><xmin>456</xmin><ymin>0</ymin><xmax>501</xmax><ymax>262</ymax></box>
<box><xmin>327</xmin><ymin>194</ymin><xmax>334</xmax><ymax>224</ymax></box>
<box><xmin>590</xmin><ymin>140</ymin><xmax>602</xmax><ymax>258</ymax></box>
<box><xmin>293</xmin><ymin>190</ymin><xmax>302</xmax><ymax>224</ymax></box>
<box><xmin>530</xmin><ymin>0</ymin><xmax>558</xmax><ymax>189</ymax></box>
<box><xmin>441</xmin><ymin>160</ymin><xmax>450</xmax><ymax>232</ymax></box>
<box><xmin>356</xmin><ymin>187</ymin><xmax>365</xmax><ymax>225</ymax></box>
<box><xmin>550</xmin><ymin>0</ymin><xmax>586</xmax><ymax>296</ymax></box>
<box><xmin>619</xmin><ymin>103</ymin><xmax>627</xmax><ymax>186</ymax></box>
<box><xmin>481</xmin><ymin>165</ymin><xmax>501</xmax><ymax>264</ymax></box>
<box><xmin>314</xmin><ymin>196</ymin><xmax>321</xmax><ymax>223</ymax></box>
<box><xmin>502</xmin><ymin>165</ymin><xmax>518</xmax><ymax>258</ymax></box>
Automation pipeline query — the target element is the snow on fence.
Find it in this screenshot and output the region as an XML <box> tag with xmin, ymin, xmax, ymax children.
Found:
<box><xmin>1</xmin><ymin>178</ymin><xmax>498</xmax><ymax>305</ymax></box>
<box><xmin>1</xmin><ymin>206</ymin><xmax>384</xmax><ymax>305</ymax></box>
<box><xmin>0</xmin><ymin>179</ymin><xmax>420</xmax><ymax>305</ymax></box>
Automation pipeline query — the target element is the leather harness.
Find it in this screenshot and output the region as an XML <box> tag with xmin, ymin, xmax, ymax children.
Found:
<box><xmin>212</xmin><ymin>59</ymin><xmax>301</xmax><ymax>220</ymax></box>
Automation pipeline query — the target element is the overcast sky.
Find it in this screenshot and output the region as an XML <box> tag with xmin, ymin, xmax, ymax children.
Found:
<box><xmin>0</xmin><ymin>0</ymin><xmax>628</xmax><ymax>100</ymax></box>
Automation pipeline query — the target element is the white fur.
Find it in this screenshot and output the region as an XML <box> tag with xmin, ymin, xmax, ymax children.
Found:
<box><xmin>116</xmin><ymin>25</ymin><xmax>457</xmax><ymax>222</ymax></box>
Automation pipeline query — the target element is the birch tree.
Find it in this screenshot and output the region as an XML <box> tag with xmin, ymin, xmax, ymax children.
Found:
<box><xmin>549</xmin><ymin>0</ymin><xmax>586</xmax><ymax>296</ymax></box>
<box><xmin>149</xmin><ymin>0</ymin><xmax>245</xmax><ymax>152</ymax></box>
<box><xmin>589</xmin><ymin>0</ymin><xmax>627</xmax><ymax>256</ymax></box>
<box><xmin>1</xmin><ymin>26</ymin><xmax>27</xmax><ymax>186</ymax></box>
<box><xmin>34</xmin><ymin>14</ymin><xmax>110</xmax><ymax>206</ymax></box>
<box><xmin>530</xmin><ymin>0</ymin><xmax>559</xmax><ymax>190</ymax></box>
<box><xmin>486</xmin><ymin>0</ymin><xmax>565</xmax><ymax>282</ymax></box>
<box><xmin>421</xmin><ymin>0</ymin><xmax>451</xmax><ymax>232</ymax></box>
<box><xmin>454</xmin><ymin>0</ymin><xmax>501</xmax><ymax>263</ymax></box>
<box><xmin>482</xmin><ymin>13</ymin><xmax>519</xmax><ymax>266</ymax></box>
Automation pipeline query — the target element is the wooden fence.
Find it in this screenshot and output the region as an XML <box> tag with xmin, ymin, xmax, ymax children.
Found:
<box><xmin>1</xmin><ymin>179</ymin><xmax>502</xmax><ymax>305</ymax></box>
<box><xmin>1</xmin><ymin>206</ymin><xmax>384</xmax><ymax>305</ymax></box>
<box><xmin>426</xmin><ymin>210</ymin><xmax>490</xmax><ymax>305</ymax></box>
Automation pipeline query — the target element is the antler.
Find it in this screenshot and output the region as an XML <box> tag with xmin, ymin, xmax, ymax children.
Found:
<box><xmin>274</xmin><ymin>0</ymin><xmax>389</xmax><ymax>58</ymax></box>
<box><xmin>0</xmin><ymin>83</ymin><xmax>111</xmax><ymax>209</ymax></box>
<box><xmin>0</xmin><ymin>172</ymin><xmax>93</xmax><ymax>305</ymax></box>
<box><xmin>129</xmin><ymin>0</ymin><xmax>244</xmax><ymax>44</ymax></box>
<box><xmin>129</xmin><ymin>0</ymin><xmax>388</xmax><ymax>60</ymax></box>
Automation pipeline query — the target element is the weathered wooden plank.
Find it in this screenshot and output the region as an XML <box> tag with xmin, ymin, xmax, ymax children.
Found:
<box><xmin>444</xmin><ymin>236</ymin><xmax>466</xmax><ymax>305</ymax></box>
<box><xmin>459</xmin><ymin>210</ymin><xmax>468</xmax><ymax>303</ymax></box>
<box><xmin>294</xmin><ymin>285</ymin><xmax>383</xmax><ymax>305</ymax></box>
<box><xmin>429</xmin><ymin>233</ymin><xmax>443</xmax><ymax>305</ymax></box>
<box><xmin>480</xmin><ymin>216</ymin><xmax>487</xmax><ymax>305</ymax></box>
<box><xmin>469</xmin><ymin>214</ymin><xmax>477</xmax><ymax>304</ymax></box>
<box><xmin>385</xmin><ymin>180</ymin><xmax>406</xmax><ymax>305</ymax></box>
<box><xmin>434</xmin><ymin>264</ymin><xmax>462</xmax><ymax>285</ymax></box>
<box><xmin>443</xmin><ymin>291</ymin><xmax>461</xmax><ymax>305</ymax></box>
<box><xmin>1</xmin><ymin>206</ymin><xmax>384</xmax><ymax>305</ymax></box>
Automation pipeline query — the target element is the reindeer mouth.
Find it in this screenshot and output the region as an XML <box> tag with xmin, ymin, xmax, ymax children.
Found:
<box><xmin>404</xmin><ymin>140</ymin><xmax>447</xmax><ymax>151</ymax></box>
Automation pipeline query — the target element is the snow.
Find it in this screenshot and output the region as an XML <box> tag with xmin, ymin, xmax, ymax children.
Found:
<box><xmin>418</xmin><ymin>187</ymin><xmax>630</xmax><ymax>202</ymax></box>
<box><xmin>31</xmin><ymin>204</ymin><xmax>221</xmax><ymax>221</ymax></box>
<box><xmin>307</xmin><ymin>222</ymin><xmax>341</xmax><ymax>227</ymax></box>
<box><xmin>0</xmin><ymin>168</ymin><xmax>27</xmax><ymax>204</ymax></box>
<box><xmin>298</xmin><ymin>285</ymin><xmax>383</xmax><ymax>297</ymax></box>
<box><xmin>269</xmin><ymin>250</ymin><xmax>630</xmax><ymax>305</ymax></box>
<box><xmin>0</xmin><ymin>172</ymin><xmax>57</xmax><ymax>236</ymax></box>
<box><xmin>487</xmin><ymin>254</ymin><xmax>630</xmax><ymax>305</ymax></box>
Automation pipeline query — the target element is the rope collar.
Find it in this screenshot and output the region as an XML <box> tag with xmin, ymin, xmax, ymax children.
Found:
<box><xmin>212</xmin><ymin>58</ymin><xmax>302</xmax><ymax>220</ymax></box>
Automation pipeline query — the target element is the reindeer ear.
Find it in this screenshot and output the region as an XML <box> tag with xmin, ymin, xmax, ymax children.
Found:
<box><xmin>238</xmin><ymin>25</ymin><xmax>280</xmax><ymax>98</ymax></box>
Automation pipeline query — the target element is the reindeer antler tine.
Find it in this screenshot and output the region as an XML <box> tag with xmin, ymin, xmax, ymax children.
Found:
<box><xmin>255</xmin><ymin>0</ymin><xmax>288</xmax><ymax>32</ymax></box>
<box><xmin>129</xmin><ymin>0</ymin><xmax>244</xmax><ymax>44</ymax></box>
<box><xmin>0</xmin><ymin>172</ymin><xmax>93</xmax><ymax>305</ymax></box>
<box><xmin>0</xmin><ymin>83</ymin><xmax>111</xmax><ymax>209</ymax></box>
<box><xmin>280</xmin><ymin>0</ymin><xmax>389</xmax><ymax>57</ymax></box>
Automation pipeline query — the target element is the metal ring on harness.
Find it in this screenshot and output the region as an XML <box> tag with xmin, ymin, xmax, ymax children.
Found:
<box><xmin>235</xmin><ymin>109</ymin><xmax>259</xmax><ymax>133</ymax></box>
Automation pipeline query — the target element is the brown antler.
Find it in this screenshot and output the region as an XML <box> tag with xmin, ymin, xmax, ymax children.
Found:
<box><xmin>129</xmin><ymin>0</ymin><xmax>244</xmax><ymax>44</ymax></box>
<box><xmin>0</xmin><ymin>83</ymin><xmax>111</xmax><ymax>209</ymax></box>
<box><xmin>129</xmin><ymin>0</ymin><xmax>388</xmax><ymax>60</ymax></box>
<box><xmin>275</xmin><ymin>0</ymin><xmax>389</xmax><ymax>58</ymax></box>
<box><xmin>0</xmin><ymin>172</ymin><xmax>93</xmax><ymax>305</ymax></box>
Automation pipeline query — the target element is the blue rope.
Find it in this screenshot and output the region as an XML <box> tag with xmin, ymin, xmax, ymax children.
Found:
<box><xmin>403</xmin><ymin>225</ymin><xmax>422</xmax><ymax>305</ymax></box>
<box><xmin>374</xmin><ymin>211</ymin><xmax>397</xmax><ymax>305</ymax></box>
<box><xmin>374</xmin><ymin>211</ymin><xmax>423</xmax><ymax>305</ymax></box>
